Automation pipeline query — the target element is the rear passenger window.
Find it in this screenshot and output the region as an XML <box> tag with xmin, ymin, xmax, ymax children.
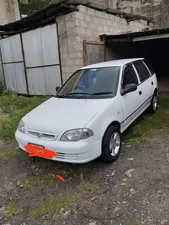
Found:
<box><xmin>144</xmin><ymin>60</ymin><xmax>155</xmax><ymax>75</ymax></box>
<box><xmin>122</xmin><ymin>64</ymin><xmax>138</xmax><ymax>88</ymax></box>
<box><xmin>134</xmin><ymin>61</ymin><xmax>150</xmax><ymax>82</ymax></box>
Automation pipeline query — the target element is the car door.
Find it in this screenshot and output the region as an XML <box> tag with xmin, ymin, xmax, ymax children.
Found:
<box><xmin>119</xmin><ymin>63</ymin><xmax>141</xmax><ymax>131</ymax></box>
<box><xmin>133</xmin><ymin>60</ymin><xmax>153</xmax><ymax>112</ymax></box>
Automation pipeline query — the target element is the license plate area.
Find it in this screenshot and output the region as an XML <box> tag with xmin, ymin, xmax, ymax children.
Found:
<box><xmin>28</xmin><ymin>143</ymin><xmax>45</xmax><ymax>149</ymax></box>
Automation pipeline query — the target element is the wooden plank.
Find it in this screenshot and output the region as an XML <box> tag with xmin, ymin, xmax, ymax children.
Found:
<box><xmin>83</xmin><ymin>40</ymin><xmax>87</xmax><ymax>66</ymax></box>
<box><xmin>85</xmin><ymin>40</ymin><xmax>104</xmax><ymax>45</ymax></box>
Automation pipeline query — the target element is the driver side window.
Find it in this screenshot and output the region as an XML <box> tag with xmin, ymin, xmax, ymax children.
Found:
<box><xmin>122</xmin><ymin>64</ymin><xmax>138</xmax><ymax>89</ymax></box>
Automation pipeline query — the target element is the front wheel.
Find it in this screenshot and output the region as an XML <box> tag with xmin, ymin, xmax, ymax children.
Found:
<box><xmin>148</xmin><ymin>93</ymin><xmax>158</xmax><ymax>113</ymax></box>
<box><xmin>100</xmin><ymin>125</ymin><xmax>122</xmax><ymax>163</ymax></box>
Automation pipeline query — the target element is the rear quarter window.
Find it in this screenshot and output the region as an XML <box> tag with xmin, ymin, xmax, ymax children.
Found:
<box><xmin>143</xmin><ymin>60</ymin><xmax>155</xmax><ymax>75</ymax></box>
<box><xmin>134</xmin><ymin>61</ymin><xmax>151</xmax><ymax>82</ymax></box>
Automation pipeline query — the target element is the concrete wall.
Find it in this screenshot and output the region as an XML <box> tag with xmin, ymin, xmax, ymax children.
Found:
<box><xmin>0</xmin><ymin>0</ymin><xmax>20</xmax><ymax>25</ymax></box>
<box><xmin>57</xmin><ymin>5</ymin><xmax>149</xmax><ymax>82</ymax></box>
<box><xmin>161</xmin><ymin>0</ymin><xmax>169</xmax><ymax>28</ymax></box>
<box><xmin>117</xmin><ymin>0</ymin><xmax>162</xmax><ymax>29</ymax></box>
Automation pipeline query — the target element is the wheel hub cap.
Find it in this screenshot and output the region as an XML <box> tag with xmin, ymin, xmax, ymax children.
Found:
<box><xmin>153</xmin><ymin>96</ymin><xmax>158</xmax><ymax>110</ymax></box>
<box><xmin>109</xmin><ymin>132</ymin><xmax>120</xmax><ymax>157</ymax></box>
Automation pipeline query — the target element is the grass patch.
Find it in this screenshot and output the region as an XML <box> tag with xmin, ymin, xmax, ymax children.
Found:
<box><xmin>30</xmin><ymin>195</ymin><xmax>72</xmax><ymax>220</ymax></box>
<box><xmin>123</xmin><ymin>95</ymin><xmax>169</xmax><ymax>145</ymax></box>
<box><xmin>5</xmin><ymin>202</ymin><xmax>23</xmax><ymax>217</ymax></box>
<box><xmin>36</xmin><ymin>159</ymin><xmax>79</xmax><ymax>179</ymax></box>
<box><xmin>29</xmin><ymin>181</ymin><xmax>98</xmax><ymax>220</ymax></box>
<box><xmin>0</xmin><ymin>149</ymin><xmax>22</xmax><ymax>161</ymax></box>
<box><xmin>0</xmin><ymin>91</ymin><xmax>49</xmax><ymax>141</ymax></box>
<box><xmin>23</xmin><ymin>174</ymin><xmax>55</xmax><ymax>189</ymax></box>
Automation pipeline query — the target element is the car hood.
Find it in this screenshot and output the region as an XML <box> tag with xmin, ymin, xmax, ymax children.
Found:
<box><xmin>23</xmin><ymin>97</ymin><xmax>111</xmax><ymax>136</ymax></box>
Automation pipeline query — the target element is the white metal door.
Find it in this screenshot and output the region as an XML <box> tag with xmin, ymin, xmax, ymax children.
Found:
<box><xmin>0</xmin><ymin>34</ymin><xmax>28</xmax><ymax>94</ymax></box>
<box><xmin>22</xmin><ymin>24</ymin><xmax>61</xmax><ymax>95</ymax></box>
<box><xmin>119</xmin><ymin>63</ymin><xmax>141</xmax><ymax>131</ymax></box>
<box><xmin>133</xmin><ymin>60</ymin><xmax>153</xmax><ymax>111</ymax></box>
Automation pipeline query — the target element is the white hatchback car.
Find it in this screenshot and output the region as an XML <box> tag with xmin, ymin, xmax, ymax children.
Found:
<box><xmin>15</xmin><ymin>58</ymin><xmax>158</xmax><ymax>164</ymax></box>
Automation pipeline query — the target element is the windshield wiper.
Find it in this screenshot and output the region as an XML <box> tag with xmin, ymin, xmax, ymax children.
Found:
<box><xmin>57</xmin><ymin>92</ymin><xmax>90</xmax><ymax>97</ymax></box>
<box><xmin>91</xmin><ymin>92</ymin><xmax>113</xmax><ymax>95</ymax></box>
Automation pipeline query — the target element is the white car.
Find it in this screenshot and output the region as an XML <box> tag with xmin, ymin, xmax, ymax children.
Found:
<box><xmin>15</xmin><ymin>58</ymin><xmax>158</xmax><ymax>164</ymax></box>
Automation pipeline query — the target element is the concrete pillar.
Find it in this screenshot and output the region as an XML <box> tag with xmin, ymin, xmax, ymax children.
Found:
<box><xmin>11</xmin><ymin>0</ymin><xmax>20</xmax><ymax>21</ymax></box>
<box><xmin>5</xmin><ymin>0</ymin><xmax>20</xmax><ymax>23</ymax></box>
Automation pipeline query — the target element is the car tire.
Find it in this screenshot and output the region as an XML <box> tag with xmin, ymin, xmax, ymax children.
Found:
<box><xmin>100</xmin><ymin>125</ymin><xmax>122</xmax><ymax>163</ymax></box>
<box><xmin>148</xmin><ymin>92</ymin><xmax>158</xmax><ymax>113</ymax></box>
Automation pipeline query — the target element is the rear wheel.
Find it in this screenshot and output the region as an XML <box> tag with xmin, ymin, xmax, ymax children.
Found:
<box><xmin>100</xmin><ymin>125</ymin><xmax>121</xmax><ymax>163</ymax></box>
<box><xmin>149</xmin><ymin>93</ymin><xmax>158</xmax><ymax>113</ymax></box>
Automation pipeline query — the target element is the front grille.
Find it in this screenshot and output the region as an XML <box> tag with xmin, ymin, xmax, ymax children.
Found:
<box><xmin>28</xmin><ymin>130</ymin><xmax>56</xmax><ymax>141</ymax></box>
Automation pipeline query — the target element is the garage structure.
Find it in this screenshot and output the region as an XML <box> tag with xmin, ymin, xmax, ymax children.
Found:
<box><xmin>101</xmin><ymin>28</ymin><xmax>169</xmax><ymax>93</ymax></box>
<box><xmin>0</xmin><ymin>0</ymin><xmax>151</xmax><ymax>95</ymax></box>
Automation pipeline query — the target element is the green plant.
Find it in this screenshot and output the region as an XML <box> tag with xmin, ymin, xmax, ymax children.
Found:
<box><xmin>0</xmin><ymin>79</ymin><xmax>4</xmax><ymax>94</ymax></box>
<box><xmin>0</xmin><ymin>93</ymin><xmax>49</xmax><ymax>141</ymax></box>
<box><xmin>5</xmin><ymin>202</ymin><xmax>23</xmax><ymax>217</ymax></box>
<box><xmin>30</xmin><ymin>195</ymin><xmax>72</xmax><ymax>220</ymax></box>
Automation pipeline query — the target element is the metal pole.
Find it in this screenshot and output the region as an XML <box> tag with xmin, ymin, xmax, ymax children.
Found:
<box><xmin>20</xmin><ymin>33</ymin><xmax>29</xmax><ymax>95</ymax></box>
<box><xmin>0</xmin><ymin>46</ymin><xmax>7</xmax><ymax>89</ymax></box>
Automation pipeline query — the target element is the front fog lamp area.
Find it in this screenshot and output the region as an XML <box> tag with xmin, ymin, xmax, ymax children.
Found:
<box><xmin>61</xmin><ymin>129</ymin><xmax>93</xmax><ymax>141</ymax></box>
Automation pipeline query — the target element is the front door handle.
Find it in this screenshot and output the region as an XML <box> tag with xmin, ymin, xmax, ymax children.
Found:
<box><xmin>139</xmin><ymin>91</ymin><xmax>142</xmax><ymax>95</ymax></box>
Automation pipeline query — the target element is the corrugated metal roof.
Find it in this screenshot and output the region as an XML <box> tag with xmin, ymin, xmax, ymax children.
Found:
<box><xmin>0</xmin><ymin>0</ymin><xmax>152</xmax><ymax>36</ymax></box>
<box><xmin>100</xmin><ymin>27</ymin><xmax>169</xmax><ymax>42</ymax></box>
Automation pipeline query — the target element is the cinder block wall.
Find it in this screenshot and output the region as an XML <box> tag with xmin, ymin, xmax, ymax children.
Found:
<box><xmin>57</xmin><ymin>5</ymin><xmax>151</xmax><ymax>82</ymax></box>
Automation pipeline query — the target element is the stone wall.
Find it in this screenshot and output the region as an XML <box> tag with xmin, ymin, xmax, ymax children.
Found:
<box><xmin>0</xmin><ymin>0</ymin><xmax>20</xmax><ymax>25</ymax></box>
<box><xmin>94</xmin><ymin>0</ymin><xmax>117</xmax><ymax>8</ymax></box>
<box><xmin>161</xmin><ymin>0</ymin><xmax>169</xmax><ymax>28</ymax></box>
<box><xmin>117</xmin><ymin>0</ymin><xmax>162</xmax><ymax>29</ymax></box>
<box><xmin>57</xmin><ymin>5</ymin><xmax>150</xmax><ymax>82</ymax></box>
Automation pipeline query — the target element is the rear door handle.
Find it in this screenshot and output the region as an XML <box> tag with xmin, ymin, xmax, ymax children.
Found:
<box><xmin>151</xmin><ymin>82</ymin><xmax>154</xmax><ymax>85</ymax></box>
<box><xmin>139</xmin><ymin>91</ymin><xmax>142</xmax><ymax>95</ymax></box>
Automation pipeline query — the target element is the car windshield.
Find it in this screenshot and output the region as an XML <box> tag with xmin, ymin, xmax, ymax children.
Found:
<box><xmin>56</xmin><ymin>66</ymin><xmax>120</xmax><ymax>99</ymax></box>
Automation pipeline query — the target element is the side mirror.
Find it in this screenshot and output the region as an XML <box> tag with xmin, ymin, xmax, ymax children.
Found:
<box><xmin>56</xmin><ymin>86</ymin><xmax>60</xmax><ymax>93</ymax></box>
<box><xmin>121</xmin><ymin>83</ymin><xmax>137</xmax><ymax>96</ymax></box>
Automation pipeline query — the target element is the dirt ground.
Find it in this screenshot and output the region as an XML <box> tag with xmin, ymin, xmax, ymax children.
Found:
<box><xmin>1</xmin><ymin>135</ymin><xmax>169</xmax><ymax>225</ymax></box>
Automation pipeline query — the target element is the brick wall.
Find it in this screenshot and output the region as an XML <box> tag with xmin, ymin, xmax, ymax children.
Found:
<box><xmin>57</xmin><ymin>5</ymin><xmax>151</xmax><ymax>82</ymax></box>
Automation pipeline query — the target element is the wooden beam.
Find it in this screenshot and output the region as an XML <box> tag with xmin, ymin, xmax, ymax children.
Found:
<box><xmin>133</xmin><ymin>33</ymin><xmax>169</xmax><ymax>42</ymax></box>
<box><xmin>85</xmin><ymin>40</ymin><xmax>104</xmax><ymax>45</ymax></box>
<box><xmin>83</xmin><ymin>40</ymin><xmax>87</xmax><ymax>66</ymax></box>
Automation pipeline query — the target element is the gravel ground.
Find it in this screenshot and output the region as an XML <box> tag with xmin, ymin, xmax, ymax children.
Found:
<box><xmin>1</xmin><ymin>135</ymin><xmax>169</xmax><ymax>225</ymax></box>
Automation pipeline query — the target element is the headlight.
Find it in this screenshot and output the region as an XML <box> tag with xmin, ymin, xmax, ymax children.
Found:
<box><xmin>18</xmin><ymin>120</ymin><xmax>25</xmax><ymax>133</ymax></box>
<box><xmin>61</xmin><ymin>128</ymin><xmax>93</xmax><ymax>141</ymax></box>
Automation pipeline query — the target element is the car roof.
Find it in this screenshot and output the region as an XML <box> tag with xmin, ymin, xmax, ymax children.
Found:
<box><xmin>80</xmin><ymin>58</ymin><xmax>144</xmax><ymax>69</ymax></box>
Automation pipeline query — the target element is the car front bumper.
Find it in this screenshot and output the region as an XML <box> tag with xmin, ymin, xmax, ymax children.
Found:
<box><xmin>15</xmin><ymin>130</ymin><xmax>102</xmax><ymax>164</ymax></box>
